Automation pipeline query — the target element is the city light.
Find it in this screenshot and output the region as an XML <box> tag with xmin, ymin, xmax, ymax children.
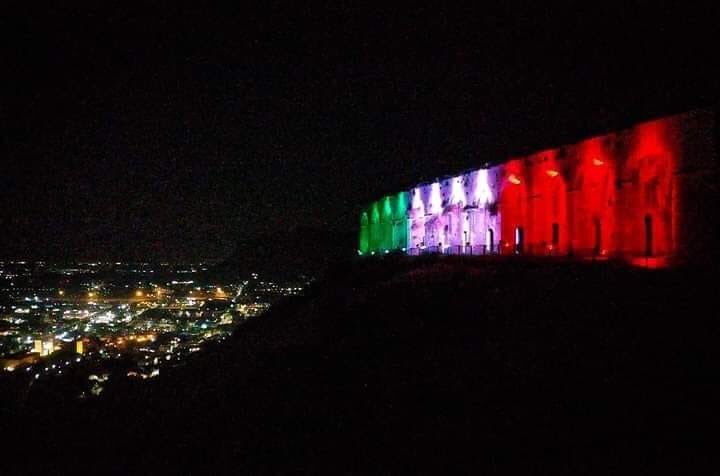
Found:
<box><xmin>0</xmin><ymin>261</ymin><xmax>306</xmax><ymax>399</ymax></box>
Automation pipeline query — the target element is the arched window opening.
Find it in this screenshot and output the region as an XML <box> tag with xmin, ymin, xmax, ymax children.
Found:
<box><xmin>515</xmin><ymin>226</ymin><xmax>524</xmax><ymax>254</ymax></box>
<box><xmin>593</xmin><ymin>218</ymin><xmax>602</xmax><ymax>256</ymax></box>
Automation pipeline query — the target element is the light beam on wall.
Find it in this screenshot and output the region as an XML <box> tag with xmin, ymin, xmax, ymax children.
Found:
<box><xmin>450</xmin><ymin>175</ymin><xmax>466</xmax><ymax>206</ymax></box>
<box><xmin>412</xmin><ymin>187</ymin><xmax>425</xmax><ymax>215</ymax></box>
<box><xmin>428</xmin><ymin>182</ymin><xmax>442</xmax><ymax>215</ymax></box>
<box><xmin>475</xmin><ymin>169</ymin><xmax>493</xmax><ymax>205</ymax></box>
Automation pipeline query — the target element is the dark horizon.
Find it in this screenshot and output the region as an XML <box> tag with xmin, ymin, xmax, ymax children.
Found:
<box><xmin>3</xmin><ymin>3</ymin><xmax>718</xmax><ymax>261</ymax></box>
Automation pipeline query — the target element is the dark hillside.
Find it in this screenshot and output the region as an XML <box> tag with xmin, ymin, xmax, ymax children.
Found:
<box><xmin>8</xmin><ymin>257</ymin><xmax>719</xmax><ymax>473</ymax></box>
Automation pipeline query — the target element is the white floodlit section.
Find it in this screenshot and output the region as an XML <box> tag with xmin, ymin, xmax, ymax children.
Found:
<box><xmin>475</xmin><ymin>169</ymin><xmax>493</xmax><ymax>206</ymax></box>
<box><xmin>411</xmin><ymin>187</ymin><xmax>425</xmax><ymax>215</ymax></box>
<box><xmin>450</xmin><ymin>175</ymin><xmax>466</xmax><ymax>206</ymax></box>
<box><xmin>408</xmin><ymin>187</ymin><xmax>427</xmax><ymax>250</ymax></box>
<box><xmin>428</xmin><ymin>182</ymin><xmax>442</xmax><ymax>215</ymax></box>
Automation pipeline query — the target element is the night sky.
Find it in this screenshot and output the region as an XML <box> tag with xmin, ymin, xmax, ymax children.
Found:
<box><xmin>2</xmin><ymin>3</ymin><xmax>718</xmax><ymax>261</ymax></box>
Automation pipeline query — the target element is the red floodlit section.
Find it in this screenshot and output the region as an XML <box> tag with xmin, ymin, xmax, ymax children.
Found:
<box><xmin>527</xmin><ymin>149</ymin><xmax>568</xmax><ymax>255</ymax></box>
<box><xmin>492</xmin><ymin>116</ymin><xmax>683</xmax><ymax>265</ymax></box>
<box><xmin>618</xmin><ymin>119</ymin><xmax>677</xmax><ymax>260</ymax></box>
<box><xmin>499</xmin><ymin>160</ymin><xmax>528</xmax><ymax>254</ymax></box>
<box><xmin>570</xmin><ymin>136</ymin><xmax>616</xmax><ymax>256</ymax></box>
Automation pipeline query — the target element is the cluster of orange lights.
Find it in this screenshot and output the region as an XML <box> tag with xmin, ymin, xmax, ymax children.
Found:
<box><xmin>110</xmin><ymin>334</ymin><xmax>157</xmax><ymax>347</ymax></box>
<box><xmin>507</xmin><ymin>161</ymin><xmax>598</xmax><ymax>183</ymax></box>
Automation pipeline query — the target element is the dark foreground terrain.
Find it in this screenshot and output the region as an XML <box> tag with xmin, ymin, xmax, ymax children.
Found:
<box><xmin>5</xmin><ymin>256</ymin><xmax>719</xmax><ymax>473</ymax></box>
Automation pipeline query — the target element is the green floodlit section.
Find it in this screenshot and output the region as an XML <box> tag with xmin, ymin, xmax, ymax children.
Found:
<box><xmin>394</xmin><ymin>191</ymin><xmax>408</xmax><ymax>250</ymax></box>
<box><xmin>358</xmin><ymin>191</ymin><xmax>409</xmax><ymax>255</ymax></box>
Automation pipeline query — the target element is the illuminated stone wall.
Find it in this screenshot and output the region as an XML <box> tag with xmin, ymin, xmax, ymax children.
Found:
<box><xmin>359</xmin><ymin>110</ymin><xmax>716</xmax><ymax>266</ymax></box>
<box><xmin>359</xmin><ymin>192</ymin><xmax>409</xmax><ymax>255</ymax></box>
